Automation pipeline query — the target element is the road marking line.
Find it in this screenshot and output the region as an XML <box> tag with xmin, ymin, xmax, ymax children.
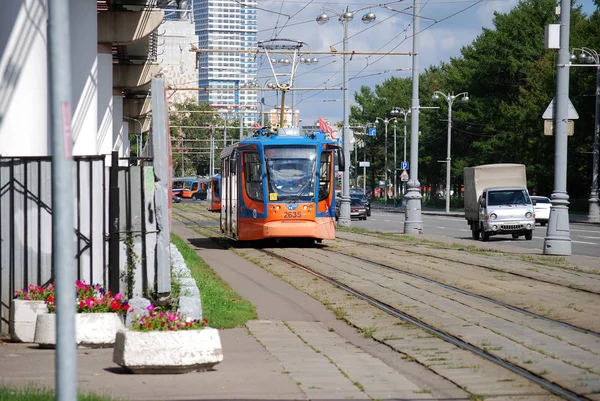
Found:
<box><xmin>571</xmin><ymin>240</ymin><xmax>597</xmax><ymax>245</ymax></box>
<box><xmin>580</xmin><ymin>236</ymin><xmax>600</xmax><ymax>239</ymax></box>
<box><xmin>570</xmin><ymin>228</ymin><xmax>600</xmax><ymax>234</ymax></box>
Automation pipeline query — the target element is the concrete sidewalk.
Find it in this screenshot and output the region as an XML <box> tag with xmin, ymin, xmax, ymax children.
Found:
<box><xmin>0</xmin><ymin>221</ymin><xmax>464</xmax><ymax>400</ymax></box>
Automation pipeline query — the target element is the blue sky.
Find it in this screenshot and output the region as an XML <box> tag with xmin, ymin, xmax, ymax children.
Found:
<box><xmin>256</xmin><ymin>0</ymin><xmax>595</xmax><ymax>126</ymax></box>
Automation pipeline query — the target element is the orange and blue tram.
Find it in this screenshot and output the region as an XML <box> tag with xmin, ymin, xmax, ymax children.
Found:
<box><xmin>208</xmin><ymin>174</ymin><xmax>221</xmax><ymax>212</ymax></box>
<box><xmin>219</xmin><ymin>128</ymin><xmax>343</xmax><ymax>241</ymax></box>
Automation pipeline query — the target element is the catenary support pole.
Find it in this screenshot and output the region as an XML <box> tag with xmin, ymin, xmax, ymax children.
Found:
<box><xmin>403</xmin><ymin>117</ymin><xmax>407</xmax><ymax>201</ymax></box>
<box><xmin>446</xmin><ymin>101</ymin><xmax>452</xmax><ymax>214</ymax></box>
<box><xmin>393</xmin><ymin>122</ymin><xmax>397</xmax><ymax>201</ymax></box>
<box><xmin>588</xmin><ymin>67</ymin><xmax>600</xmax><ymax>222</ymax></box>
<box><xmin>544</xmin><ymin>0</ymin><xmax>572</xmax><ymax>255</ymax></box>
<box><xmin>404</xmin><ymin>0</ymin><xmax>424</xmax><ymax>234</ymax></box>
<box><xmin>339</xmin><ymin>18</ymin><xmax>351</xmax><ymax>227</ymax></box>
<box><xmin>384</xmin><ymin>122</ymin><xmax>388</xmax><ymax>203</ymax></box>
<box><xmin>48</xmin><ymin>0</ymin><xmax>77</xmax><ymax>400</ymax></box>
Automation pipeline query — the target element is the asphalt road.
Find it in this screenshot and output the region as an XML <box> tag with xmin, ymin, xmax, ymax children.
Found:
<box><xmin>353</xmin><ymin>209</ymin><xmax>600</xmax><ymax>258</ymax></box>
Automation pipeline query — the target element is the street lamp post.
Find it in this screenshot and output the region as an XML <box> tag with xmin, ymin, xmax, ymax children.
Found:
<box><xmin>570</xmin><ymin>47</ymin><xmax>600</xmax><ymax>222</ymax></box>
<box><xmin>124</xmin><ymin>117</ymin><xmax>144</xmax><ymax>158</ymax></box>
<box><xmin>317</xmin><ymin>6</ymin><xmax>376</xmax><ymax>227</ymax></box>
<box><xmin>432</xmin><ymin>91</ymin><xmax>469</xmax><ymax>214</ymax></box>
<box><xmin>374</xmin><ymin>117</ymin><xmax>398</xmax><ymax>204</ymax></box>
<box><xmin>391</xmin><ymin>107</ymin><xmax>411</xmax><ymax>203</ymax></box>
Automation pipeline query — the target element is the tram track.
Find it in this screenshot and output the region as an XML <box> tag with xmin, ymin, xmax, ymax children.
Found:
<box><xmin>324</xmin><ymin>247</ymin><xmax>600</xmax><ymax>339</ymax></box>
<box><xmin>336</xmin><ymin>231</ymin><xmax>600</xmax><ymax>295</ymax></box>
<box><xmin>259</xmin><ymin>247</ymin><xmax>599</xmax><ymax>401</ymax></box>
<box><xmin>173</xmin><ymin>206</ymin><xmax>600</xmax><ymax>399</ymax></box>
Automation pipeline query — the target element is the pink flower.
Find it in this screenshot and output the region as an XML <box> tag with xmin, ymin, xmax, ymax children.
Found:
<box><xmin>85</xmin><ymin>298</ymin><xmax>95</xmax><ymax>308</ymax></box>
<box><xmin>114</xmin><ymin>293</ymin><xmax>122</xmax><ymax>301</ymax></box>
<box><xmin>168</xmin><ymin>312</ymin><xmax>177</xmax><ymax>321</ymax></box>
<box><xmin>75</xmin><ymin>280</ymin><xmax>87</xmax><ymax>289</ymax></box>
<box><xmin>147</xmin><ymin>304</ymin><xmax>155</xmax><ymax>313</ymax></box>
<box><xmin>28</xmin><ymin>284</ymin><xmax>36</xmax><ymax>291</ymax></box>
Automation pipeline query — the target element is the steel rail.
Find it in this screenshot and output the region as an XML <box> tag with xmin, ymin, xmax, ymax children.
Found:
<box><xmin>260</xmin><ymin>248</ymin><xmax>591</xmax><ymax>401</ymax></box>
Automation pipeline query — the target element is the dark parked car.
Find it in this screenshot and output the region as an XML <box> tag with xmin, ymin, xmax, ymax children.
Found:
<box><xmin>350</xmin><ymin>193</ymin><xmax>371</xmax><ymax>216</ymax></box>
<box><xmin>334</xmin><ymin>198</ymin><xmax>367</xmax><ymax>220</ymax></box>
<box><xmin>350</xmin><ymin>198</ymin><xmax>368</xmax><ymax>220</ymax></box>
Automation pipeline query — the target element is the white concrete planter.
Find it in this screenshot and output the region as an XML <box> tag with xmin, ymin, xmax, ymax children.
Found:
<box><xmin>34</xmin><ymin>312</ymin><xmax>124</xmax><ymax>348</ymax></box>
<box><xmin>10</xmin><ymin>300</ymin><xmax>48</xmax><ymax>343</ymax></box>
<box><xmin>113</xmin><ymin>328</ymin><xmax>223</xmax><ymax>374</ymax></box>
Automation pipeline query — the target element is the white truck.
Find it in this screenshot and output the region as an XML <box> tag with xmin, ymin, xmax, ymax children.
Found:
<box><xmin>463</xmin><ymin>164</ymin><xmax>536</xmax><ymax>241</ymax></box>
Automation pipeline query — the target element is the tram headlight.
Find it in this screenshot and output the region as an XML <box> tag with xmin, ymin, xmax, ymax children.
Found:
<box><xmin>490</xmin><ymin>213</ymin><xmax>497</xmax><ymax>220</ymax></box>
<box><xmin>525</xmin><ymin>212</ymin><xmax>532</xmax><ymax>218</ymax></box>
<box><xmin>303</xmin><ymin>205</ymin><xmax>308</xmax><ymax>210</ymax></box>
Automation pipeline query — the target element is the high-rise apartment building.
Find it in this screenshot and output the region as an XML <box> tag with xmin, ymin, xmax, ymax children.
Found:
<box><xmin>192</xmin><ymin>0</ymin><xmax>258</xmax><ymax>126</ymax></box>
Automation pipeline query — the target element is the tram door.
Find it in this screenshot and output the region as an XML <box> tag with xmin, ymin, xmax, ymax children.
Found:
<box><xmin>229</xmin><ymin>151</ymin><xmax>238</xmax><ymax>236</ymax></box>
<box><xmin>220</xmin><ymin>156</ymin><xmax>228</xmax><ymax>233</ymax></box>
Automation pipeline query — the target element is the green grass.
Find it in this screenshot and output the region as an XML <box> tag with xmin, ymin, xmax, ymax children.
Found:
<box><xmin>0</xmin><ymin>387</ymin><xmax>116</xmax><ymax>401</ymax></box>
<box><xmin>170</xmin><ymin>234</ymin><xmax>257</xmax><ymax>328</ymax></box>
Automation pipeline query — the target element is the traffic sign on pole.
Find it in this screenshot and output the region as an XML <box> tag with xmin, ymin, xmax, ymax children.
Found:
<box><xmin>401</xmin><ymin>161</ymin><xmax>409</xmax><ymax>170</ymax></box>
<box><xmin>400</xmin><ymin>169</ymin><xmax>409</xmax><ymax>181</ymax></box>
<box><xmin>368</xmin><ymin>127</ymin><xmax>376</xmax><ymax>136</ymax></box>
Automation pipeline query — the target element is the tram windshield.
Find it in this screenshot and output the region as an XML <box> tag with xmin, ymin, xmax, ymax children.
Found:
<box><xmin>265</xmin><ymin>146</ymin><xmax>317</xmax><ymax>202</ymax></box>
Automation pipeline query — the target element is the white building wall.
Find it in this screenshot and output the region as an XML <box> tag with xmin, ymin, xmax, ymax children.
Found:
<box><xmin>112</xmin><ymin>93</ymin><xmax>128</xmax><ymax>166</ymax></box>
<box><xmin>97</xmin><ymin>46</ymin><xmax>114</xmax><ymax>164</ymax></box>
<box><xmin>160</xmin><ymin>20</ymin><xmax>199</xmax><ymax>106</ymax></box>
<box><xmin>70</xmin><ymin>0</ymin><xmax>98</xmax><ymax>156</ymax></box>
<box><xmin>0</xmin><ymin>0</ymin><xmax>49</xmax><ymax>156</ymax></box>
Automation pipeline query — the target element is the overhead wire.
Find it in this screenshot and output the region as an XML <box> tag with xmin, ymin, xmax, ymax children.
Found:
<box><xmin>254</xmin><ymin>0</ymin><xmax>487</xmax><ymax>116</ymax></box>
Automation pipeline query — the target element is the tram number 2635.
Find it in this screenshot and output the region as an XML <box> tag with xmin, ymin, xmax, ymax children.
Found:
<box><xmin>284</xmin><ymin>211</ymin><xmax>302</xmax><ymax>219</ymax></box>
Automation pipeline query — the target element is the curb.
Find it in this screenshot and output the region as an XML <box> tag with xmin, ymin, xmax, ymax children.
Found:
<box><xmin>371</xmin><ymin>206</ymin><xmax>600</xmax><ymax>225</ymax></box>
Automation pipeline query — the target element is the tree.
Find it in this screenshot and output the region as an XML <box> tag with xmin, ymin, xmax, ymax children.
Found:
<box><xmin>169</xmin><ymin>100</ymin><xmax>223</xmax><ymax>177</ymax></box>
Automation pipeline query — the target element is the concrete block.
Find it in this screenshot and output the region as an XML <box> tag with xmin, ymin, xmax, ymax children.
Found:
<box><xmin>10</xmin><ymin>300</ymin><xmax>48</xmax><ymax>343</ymax></box>
<box><xmin>113</xmin><ymin>328</ymin><xmax>223</xmax><ymax>373</ymax></box>
<box><xmin>178</xmin><ymin>295</ymin><xmax>202</xmax><ymax>321</ymax></box>
<box><xmin>34</xmin><ymin>312</ymin><xmax>124</xmax><ymax>348</ymax></box>
<box><xmin>125</xmin><ymin>297</ymin><xmax>152</xmax><ymax>327</ymax></box>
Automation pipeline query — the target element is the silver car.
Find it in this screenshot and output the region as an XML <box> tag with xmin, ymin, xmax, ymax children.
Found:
<box><xmin>531</xmin><ymin>196</ymin><xmax>551</xmax><ymax>226</ymax></box>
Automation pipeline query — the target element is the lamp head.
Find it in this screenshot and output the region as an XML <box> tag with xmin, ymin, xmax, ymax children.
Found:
<box><xmin>570</xmin><ymin>52</ymin><xmax>577</xmax><ymax>62</ymax></box>
<box><xmin>390</xmin><ymin>108</ymin><xmax>399</xmax><ymax>116</ymax></box>
<box><xmin>432</xmin><ymin>93</ymin><xmax>440</xmax><ymax>102</ymax></box>
<box><xmin>342</xmin><ymin>11</ymin><xmax>355</xmax><ymax>21</ymax></box>
<box><xmin>461</xmin><ymin>95</ymin><xmax>470</xmax><ymax>103</ymax></box>
<box><xmin>362</xmin><ymin>12</ymin><xmax>376</xmax><ymax>23</ymax></box>
<box><xmin>311</xmin><ymin>57</ymin><xmax>318</xmax><ymax>64</ymax></box>
<box><xmin>316</xmin><ymin>13</ymin><xmax>329</xmax><ymax>24</ymax></box>
<box><xmin>578</xmin><ymin>51</ymin><xmax>587</xmax><ymax>62</ymax></box>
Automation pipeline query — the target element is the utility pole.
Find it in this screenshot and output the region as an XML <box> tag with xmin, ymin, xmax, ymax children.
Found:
<box><xmin>404</xmin><ymin>0</ymin><xmax>424</xmax><ymax>234</ymax></box>
<box><xmin>544</xmin><ymin>0</ymin><xmax>572</xmax><ymax>255</ymax></box>
<box><xmin>48</xmin><ymin>1</ymin><xmax>77</xmax><ymax>400</ymax></box>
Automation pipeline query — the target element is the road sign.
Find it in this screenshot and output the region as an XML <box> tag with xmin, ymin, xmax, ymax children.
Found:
<box><xmin>359</xmin><ymin>161</ymin><xmax>370</xmax><ymax>167</ymax></box>
<box><xmin>314</xmin><ymin>130</ymin><xmax>322</xmax><ymax>135</ymax></box>
<box><xmin>337</xmin><ymin>138</ymin><xmax>342</xmax><ymax>145</ymax></box>
<box><xmin>400</xmin><ymin>169</ymin><xmax>409</xmax><ymax>181</ymax></box>
<box><xmin>542</xmin><ymin>97</ymin><xmax>579</xmax><ymax>120</ymax></box>
<box><xmin>544</xmin><ymin>120</ymin><xmax>574</xmax><ymax>136</ymax></box>
<box><xmin>401</xmin><ymin>161</ymin><xmax>409</xmax><ymax>170</ymax></box>
<box><xmin>368</xmin><ymin>127</ymin><xmax>376</xmax><ymax>136</ymax></box>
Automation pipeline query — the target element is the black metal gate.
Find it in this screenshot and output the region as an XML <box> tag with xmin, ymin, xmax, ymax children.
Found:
<box><xmin>0</xmin><ymin>156</ymin><xmax>106</xmax><ymax>334</ymax></box>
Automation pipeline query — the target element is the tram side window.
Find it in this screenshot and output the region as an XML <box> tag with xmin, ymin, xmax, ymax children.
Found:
<box><xmin>318</xmin><ymin>151</ymin><xmax>332</xmax><ymax>201</ymax></box>
<box><xmin>243</xmin><ymin>152</ymin><xmax>264</xmax><ymax>201</ymax></box>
